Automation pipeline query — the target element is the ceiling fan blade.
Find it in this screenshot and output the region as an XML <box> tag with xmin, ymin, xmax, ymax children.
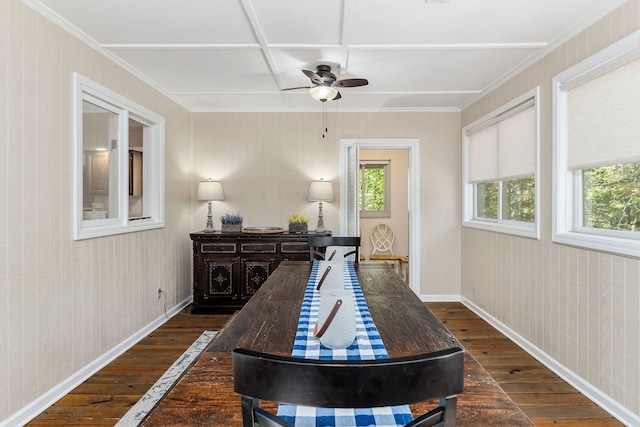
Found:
<box><xmin>281</xmin><ymin>86</ymin><xmax>312</xmax><ymax>91</ymax></box>
<box><xmin>302</xmin><ymin>68</ymin><xmax>322</xmax><ymax>84</ymax></box>
<box><xmin>334</xmin><ymin>78</ymin><xmax>368</xmax><ymax>88</ymax></box>
<box><xmin>332</xmin><ymin>91</ymin><xmax>342</xmax><ymax>100</ymax></box>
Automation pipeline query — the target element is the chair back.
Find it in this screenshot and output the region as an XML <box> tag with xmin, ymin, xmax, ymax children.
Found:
<box><xmin>308</xmin><ymin>236</ymin><xmax>361</xmax><ymax>263</ymax></box>
<box><xmin>233</xmin><ymin>347</ymin><xmax>464</xmax><ymax>427</ymax></box>
<box><xmin>370</xmin><ymin>222</ymin><xmax>396</xmax><ymax>256</ymax></box>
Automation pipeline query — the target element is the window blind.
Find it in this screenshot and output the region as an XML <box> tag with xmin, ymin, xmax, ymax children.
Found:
<box><xmin>497</xmin><ymin>106</ymin><xmax>536</xmax><ymax>180</ymax></box>
<box><xmin>566</xmin><ymin>56</ymin><xmax>640</xmax><ymax>170</ymax></box>
<box><xmin>359</xmin><ymin>160</ymin><xmax>390</xmax><ymax>166</ymax></box>
<box><xmin>468</xmin><ymin>126</ymin><xmax>498</xmax><ymax>182</ymax></box>
<box><xmin>468</xmin><ymin>103</ymin><xmax>536</xmax><ymax>183</ymax></box>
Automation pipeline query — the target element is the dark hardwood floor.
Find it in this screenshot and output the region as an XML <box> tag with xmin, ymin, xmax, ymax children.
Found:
<box><xmin>26</xmin><ymin>309</ymin><xmax>230</xmax><ymax>426</ymax></box>
<box><xmin>26</xmin><ymin>303</ymin><xmax>623</xmax><ymax>426</ymax></box>
<box><xmin>427</xmin><ymin>303</ymin><xmax>623</xmax><ymax>427</ymax></box>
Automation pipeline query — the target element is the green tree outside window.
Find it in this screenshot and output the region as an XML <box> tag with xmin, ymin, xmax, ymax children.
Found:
<box><xmin>359</xmin><ymin>163</ymin><xmax>390</xmax><ymax>217</ymax></box>
<box><xmin>475</xmin><ymin>177</ymin><xmax>535</xmax><ymax>223</ymax></box>
<box><xmin>583</xmin><ymin>163</ymin><xmax>640</xmax><ymax>232</ymax></box>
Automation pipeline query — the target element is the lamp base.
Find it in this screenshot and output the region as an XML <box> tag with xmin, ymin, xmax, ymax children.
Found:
<box><xmin>315</xmin><ymin>201</ymin><xmax>326</xmax><ymax>233</ymax></box>
<box><xmin>203</xmin><ymin>201</ymin><xmax>215</xmax><ymax>232</ymax></box>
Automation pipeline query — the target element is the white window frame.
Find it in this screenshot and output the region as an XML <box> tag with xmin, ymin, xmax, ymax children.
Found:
<box><xmin>552</xmin><ymin>30</ymin><xmax>640</xmax><ymax>258</ymax></box>
<box><xmin>462</xmin><ymin>88</ymin><xmax>540</xmax><ymax>239</ymax></box>
<box><xmin>73</xmin><ymin>73</ymin><xmax>165</xmax><ymax>240</ymax></box>
<box><xmin>359</xmin><ymin>160</ymin><xmax>391</xmax><ymax>218</ymax></box>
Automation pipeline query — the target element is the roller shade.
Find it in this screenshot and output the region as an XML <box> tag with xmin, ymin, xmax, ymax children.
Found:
<box><xmin>567</xmin><ymin>57</ymin><xmax>640</xmax><ymax>170</ymax></box>
<box><xmin>468</xmin><ymin>102</ymin><xmax>536</xmax><ymax>183</ymax></box>
<box><xmin>498</xmin><ymin>106</ymin><xmax>536</xmax><ymax>179</ymax></box>
<box><xmin>468</xmin><ymin>126</ymin><xmax>498</xmax><ymax>182</ymax></box>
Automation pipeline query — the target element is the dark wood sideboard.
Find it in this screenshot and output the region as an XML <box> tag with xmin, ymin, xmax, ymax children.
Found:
<box><xmin>190</xmin><ymin>231</ymin><xmax>330</xmax><ymax>313</ymax></box>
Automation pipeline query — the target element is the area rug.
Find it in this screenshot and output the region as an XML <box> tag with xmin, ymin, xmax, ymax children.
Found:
<box><xmin>115</xmin><ymin>330</ymin><xmax>218</xmax><ymax>426</ymax></box>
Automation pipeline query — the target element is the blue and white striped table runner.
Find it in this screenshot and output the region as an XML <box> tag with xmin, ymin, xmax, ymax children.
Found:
<box><xmin>277</xmin><ymin>261</ymin><xmax>414</xmax><ymax>427</ymax></box>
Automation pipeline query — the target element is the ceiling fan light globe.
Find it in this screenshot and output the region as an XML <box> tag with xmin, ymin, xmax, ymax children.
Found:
<box><xmin>309</xmin><ymin>85</ymin><xmax>338</xmax><ymax>102</ymax></box>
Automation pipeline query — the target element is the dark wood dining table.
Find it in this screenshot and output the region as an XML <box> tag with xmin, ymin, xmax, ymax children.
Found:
<box><xmin>141</xmin><ymin>261</ymin><xmax>533</xmax><ymax>426</ymax></box>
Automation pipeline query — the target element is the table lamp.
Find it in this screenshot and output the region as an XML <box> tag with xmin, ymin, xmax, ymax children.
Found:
<box><xmin>308</xmin><ymin>179</ymin><xmax>333</xmax><ymax>233</ymax></box>
<box><xmin>197</xmin><ymin>179</ymin><xmax>224</xmax><ymax>232</ymax></box>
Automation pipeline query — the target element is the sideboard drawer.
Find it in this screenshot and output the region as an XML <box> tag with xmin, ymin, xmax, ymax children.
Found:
<box><xmin>281</xmin><ymin>241</ymin><xmax>309</xmax><ymax>253</ymax></box>
<box><xmin>201</xmin><ymin>243</ymin><xmax>237</xmax><ymax>254</ymax></box>
<box><xmin>241</xmin><ymin>242</ymin><xmax>277</xmax><ymax>253</ymax></box>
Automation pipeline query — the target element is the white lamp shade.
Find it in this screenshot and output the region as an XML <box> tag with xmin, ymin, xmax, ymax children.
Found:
<box><xmin>308</xmin><ymin>180</ymin><xmax>334</xmax><ymax>201</ymax></box>
<box><xmin>197</xmin><ymin>180</ymin><xmax>224</xmax><ymax>201</ymax></box>
<box><xmin>309</xmin><ymin>85</ymin><xmax>339</xmax><ymax>102</ymax></box>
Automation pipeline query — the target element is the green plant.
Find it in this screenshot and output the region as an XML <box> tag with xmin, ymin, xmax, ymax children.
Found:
<box><xmin>220</xmin><ymin>212</ymin><xmax>243</xmax><ymax>224</ymax></box>
<box><xmin>288</xmin><ymin>213</ymin><xmax>308</xmax><ymax>224</ymax></box>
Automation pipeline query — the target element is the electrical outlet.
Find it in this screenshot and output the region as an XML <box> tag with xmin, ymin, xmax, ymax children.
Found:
<box><xmin>157</xmin><ymin>288</ymin><xmax>162</xmax><ymax>299</ymax></box>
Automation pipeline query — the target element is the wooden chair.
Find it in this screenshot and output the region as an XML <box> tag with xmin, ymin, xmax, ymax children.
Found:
<box><xmin>232</xmin><ymin>347</ymin><xmax>465</xmax><ymax>427</ymax></box>
<box><xmin>308</xmin><ymin>236</ymin><xmax>361</xmax><ymax>263</ymax></box>
<box><xmin>369</xmin><ymin>222</ymin><xmax>408</xmax><ymax>281</ymax></box>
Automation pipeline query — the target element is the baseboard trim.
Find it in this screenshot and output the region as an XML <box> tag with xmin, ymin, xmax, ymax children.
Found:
<box><xmin>419</xmin><ymin>294</ymin><xmax>462</xmax><ymax>302</ymax></box>
<box><xmin>1</xmin><ymin>296</ymin><xmax>193</xmax><ymax>427</ymax></box>
<box><xmin>461</xmin><ymin>297</ymin><xmax>639</xmax><ymax>427</ymax></box>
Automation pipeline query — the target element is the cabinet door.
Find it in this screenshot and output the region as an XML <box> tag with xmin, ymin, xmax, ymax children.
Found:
<box><xmin>240</xmin><ymin>256</ymin><xmax>277</xmax><ymax>299</ymax></box>
<box><xmin>86</xmin><ymin>151</ymin><xmax>109</xmax><ymax>194</ymax></box>
<box><xmin>202</xmin><ymin>255</ymin><xmax>240</xmax><ymax>300</ymax></box>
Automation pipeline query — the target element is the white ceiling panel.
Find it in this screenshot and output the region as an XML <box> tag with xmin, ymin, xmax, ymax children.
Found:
<box><xmin>331</xmin><ymin>92</ymin><xmax>475</xmax><ymax>111</ymax></box>
<box><xmin>347</xmin><ymin>48</ymin><xmax>541</xmax><ymax>91</ymax></box>
<box><xmin>176</xmin><ymin>93</ymin><xmax>294</xmax><ymax>112</ymax></box>
<box><xmin>37</xmin><ymin>0</ymin><xmax>258</xmax><ymax>44</ymax></box>
<box><xmin>249</xmin><ymin>0</ymin><xmax>345</xmax><ymax>45</ymax></box>
<box><xmin>28</xmin><ymin>0</ymin><xmax>628</xmax><ymax>111</ymax></box>
<box><xmin>108</xmin><ymin>48</ymin><xmax>276</xmax><ymax>92</ymax></box>
<box><xmin>349</xmin><ymin>0</ymin><xmax>623</xmax><ymax>44</ymax></box>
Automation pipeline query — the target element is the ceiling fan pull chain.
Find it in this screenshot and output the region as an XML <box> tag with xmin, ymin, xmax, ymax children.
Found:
<box><xmin>322</xmin><ymin>102</ymin><xmax>328</xmax><ymax>139</ymax></box>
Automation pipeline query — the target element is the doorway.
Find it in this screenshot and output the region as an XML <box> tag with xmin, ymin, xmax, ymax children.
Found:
<box><xmin>339</xmin><ymin>139</ymin><xmax>421</xmax><ymax>295</ymax></box>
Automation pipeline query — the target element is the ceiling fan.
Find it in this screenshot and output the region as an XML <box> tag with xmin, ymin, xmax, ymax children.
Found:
<box><xmin>283</xmin><ymin>64</ymin><xmax>369</xmax><ymax>102</ymax></box>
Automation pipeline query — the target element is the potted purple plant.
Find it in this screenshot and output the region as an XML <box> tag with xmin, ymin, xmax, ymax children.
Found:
<box><xmin>220</xmin><ymin>212</ymin><xmax>243</xmax><ymax>232</ymax></box>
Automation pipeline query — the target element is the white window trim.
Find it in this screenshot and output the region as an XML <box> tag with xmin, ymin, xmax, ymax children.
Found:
<box><xmin>462</xmin><ymin>87</ymin><xmax>540</xmax><ymax>239</ymax></box>
<box><xmin>73</xmin><ymin>73</ymin><xmax>165</xmax><ymax>240</ymax></box>
<box><xmin>552</xmin><ymin>29</ymin><xmax>640</xmax><ymax>258</ymax></box>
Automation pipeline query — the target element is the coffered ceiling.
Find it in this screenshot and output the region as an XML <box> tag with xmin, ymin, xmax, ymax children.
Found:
<box><xmin>26</xmin><ymin>0</ymin><xmax>626</xmax><ymax>112</ymax></box>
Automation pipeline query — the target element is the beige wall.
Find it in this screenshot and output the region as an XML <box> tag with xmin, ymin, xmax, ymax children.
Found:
<box><xmin>461</xmin><ymin>0</ymin><xmax>640</xmax><ymax>419</ymax></box>
<box><xmin>0</xmin><ymin>0</ymin><xmax>193</xmax><ymax>422</ymax></box>
<box><xmin>191</xmin><ymin>111</ymin><xmax>462</xmax><ymax>296</ymax></box>
<box><xmin>359</xmin><ymin>149</ymin><xmax>409</xmax><ymax>260</ymax></box>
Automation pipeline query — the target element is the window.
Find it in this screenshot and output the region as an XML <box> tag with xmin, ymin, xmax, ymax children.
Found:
<box><xmin>553</xmin><ymin>30</ymin><xmax>640</xmax><ymax>257</ymax></box>
<box><xmin>462</xmin><ymin>88</ymin><xmax>539</xmax><ymax>238</ymax></box>
<box><xmin>73</xmin><ymin>73</ymin><xmax>165</xmax><ymax>240</ymax></box>
<box><xmin>359</xmin><ymin>161</ymin><xmax>390</xmax><ymax>218</ymax></box>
